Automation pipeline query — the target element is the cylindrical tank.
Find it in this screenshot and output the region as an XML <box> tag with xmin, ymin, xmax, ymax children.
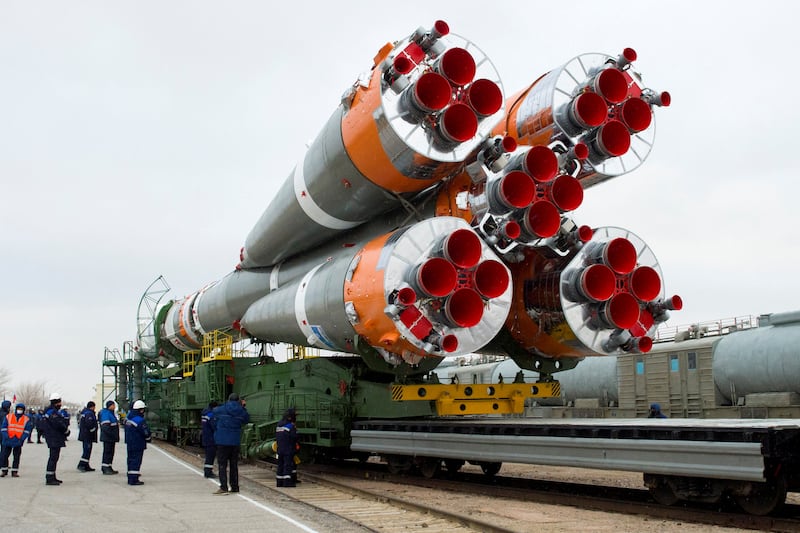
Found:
<box><xmin>712</xmin><ymin>311</ymin><xmax>800</xmax><ymax>401</ymax></box>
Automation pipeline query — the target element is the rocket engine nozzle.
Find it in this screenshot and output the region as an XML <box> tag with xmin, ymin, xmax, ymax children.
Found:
<box><xmin>615</xmin><ymin>47</ymin><xmax>637</xmax><ymax>69</ymax></box>
<box><xmin>641</xmin><ymin>89</ymin><xmax>671</xmax><ymax>107</ymax></box>
<box><xmin>436</xmin><ymin>104</ymin><xmax>479</xmax><ymax>145</ymax></box>
<box><xmin>489</xmin><ymin>170</ymin><xmax>535</xmax><ymax>211</ymax></box>
<box><xmin>464</xmin><ymin>79</ymin><xmax>503</xmax><ymax>117</ymax></box>
<box><xmin>474</xmin><ymin>259</ymin><xmax>511</xmax><ymax>299</ymax></box>
<box><xmin>444</xmin><ymin>288</ymin><xmax>484</xmax><ymax>327</ymax></box>
<box><xmin>629</xmin><ymin>266</ymin><xmax>662</xmax><ymax>302</ymax></box>
<box><xmin>598</xmin><ymin>293</ymin><xmax>641</xmax><ymax>329</ymax></box>
<box><xmin>402</xmin><ymin>72</ymin><xmax>452</xmax><ymax>117</ymax></box>
<box><xmin>548</xmin><ymin>174</ymin><xmax>584</xmax><ymax>212</ymax></box>
<box><xmin>521</xmin><ymin>201</ymin><xmax>561</xmax><ymax>239</ymax></box>
<box><xmin>436</xmin><ymin>47</ymin><xmax>477</xmax><ymax>86</ymax></box>
<box><xmin>585</xmin><ymin>120</ymin><xmax>632</xmax><ymax>161</ymax></box>
<box><xmin>441</xmin><ymin>228</ymin><xmax>482</xmax><ymax>269</ymax></box>
<box><xmin>619</xmin><ymin>97</ymin><xmax>653</xmax><ymax>133</ymax></box>
<box><xmin>591</xmin><ymin>68</ymin><xmax>629</xmax><ymax>104</ymax></box>
<box><xmin>412</xmin><ymin>257</ymin><xmax>458</xmax><ymax>297</ymax></box>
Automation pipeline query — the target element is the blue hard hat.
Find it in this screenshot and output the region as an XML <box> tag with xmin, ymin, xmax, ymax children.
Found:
<box><xmin>650</xmin><ymin>403</ymin><xmax>661</xmax><ymax>410</ymax></box>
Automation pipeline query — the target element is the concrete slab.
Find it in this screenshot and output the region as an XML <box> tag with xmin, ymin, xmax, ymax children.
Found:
<box><xmin>0</xmin><ymin>427</ymin><xmax>347</xmax><ymax>533</ymax></box>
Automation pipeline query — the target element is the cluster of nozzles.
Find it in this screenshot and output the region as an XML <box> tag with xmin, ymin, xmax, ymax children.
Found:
<box><xmin>387</xmin><ymin>20</ymin><xmax>503</xmax><ymax>147</ymax></box>
<box><xmin>567</xmin><ymin>237</ymin><xmax>681</xmax><ymax>353</ymax></box>
<box><xmin>485</xmin><ymin>141</ymin><xmax>587</xmax><ymax>243</ymax></box>
<box><xmin>387</xmin><ymin>228</ymin><xmax>509</xmax><ymax>353</ymax></box>
<box><xmin>559</xmin><ymin>48</ymin><xmax>671</xmax><ymax>163</ymax></box>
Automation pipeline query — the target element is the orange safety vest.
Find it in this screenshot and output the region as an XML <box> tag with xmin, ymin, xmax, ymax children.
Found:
<box><xmin>5</xmin><ymin>413</ymin><xmax>30</xmax><ymax>439</ymax></box>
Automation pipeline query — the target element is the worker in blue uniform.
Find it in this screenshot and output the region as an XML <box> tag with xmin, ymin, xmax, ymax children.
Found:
<box><xmin>0</xmin><ymin>400</ymin><xmax>10</xmax><ymax>466</ymax></box>
<box><xmin>275</xmin><ymin>408</ymin><xmax>298</xmax><ymax>487</ymax></box>
<box><xmin>1</xmin><ymin>403</ymin><xmax>33</xmax><ymax>477</ymax></box>
<box><xmin>648</xmin><ymin>403</ymin><xmax>667</xmax><ymax>418</ymax></box>
<box><xmin>98</xmin><ymin>400</ymin><xmax>120</xmax><ymax>474</ymax></box>
<box><xmin>201</xmin><ymin>401</ymin><xmax>218</xmax><ymax>478</ymax></box>
<box><xmin>77</xmin><ymin>401</ymin><xmax>98</xmax><ymax>472</ymax></box>
<box><xmin>42</xmin><ymin>393</ymin><xmax>70</xmax><ymax>485</ymax></box>
<box><xmin>124</xmin><ymin>400</ymin><xmax>151</xmax><ymax>486</ymax></box>
<box><xmin>212</xmin><ymin>393</ymin><xmax>249</xmax><ymax>494</ymax></box>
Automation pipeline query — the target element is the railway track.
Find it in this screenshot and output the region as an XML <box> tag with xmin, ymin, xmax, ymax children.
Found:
<box><xmin>164</xmin><ymin>443</ymin><xmax>800</xmax><ymax>532</ymax></box>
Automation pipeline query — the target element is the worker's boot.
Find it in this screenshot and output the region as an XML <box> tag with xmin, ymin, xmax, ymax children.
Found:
<box><xmin>0</xmin><ymin>470</ymin><xmax>7</xmax><ymax>477</ymax></box>
<box><xmin>45</xmin><ymin>475</ymin><xmax>59</xmax><ymax>486</ymax></box>
<box><xmin>11</xmin><ymin>471</ymin><xmax>19</xmax><ymax>478</ymax></box>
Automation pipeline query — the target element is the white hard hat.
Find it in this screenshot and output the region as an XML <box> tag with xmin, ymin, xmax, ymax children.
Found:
<box><xmin>49</xmin><ymin>392</ymin><xmax>62</xmax><ymax>401</ymax></box>
<box><xmin>132</xmin><ymin>400</ymin><xmax>146</xmax><ymax>409</ymax></box>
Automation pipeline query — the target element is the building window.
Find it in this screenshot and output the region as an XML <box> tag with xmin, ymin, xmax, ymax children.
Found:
<box><xmin>670</xmin><ymin>354</ymin><xmax>679</xmax><ymax>372</ymax></box>
<box><xmin>688</xmin><ymin>352</ymin><xmax>697</xmax><ymax>370</ymax></box>
<box><xmin>636</xmin><ymin>358</ymin><xmax>645</xmax><ymax>375</ymax></box>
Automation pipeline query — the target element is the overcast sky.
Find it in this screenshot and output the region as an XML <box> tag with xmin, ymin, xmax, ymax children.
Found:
<box><xmin>2</xmin><ymin>1</ymin><xmax>798</xmax><ymax>401</ymax></box>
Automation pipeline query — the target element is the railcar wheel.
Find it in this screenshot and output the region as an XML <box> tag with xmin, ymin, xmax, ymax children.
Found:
<box><xmin>479</xmin><ymin>462</ymin><xmax>502</xmax><ymax>477</ymax></box>
<box><xmin>386</xmin><ymin>455</ymin><xmax>411</xmax><ymax>475</ymax></box>
<box><xmin>419</xmin><ymin>458</ymin><xmax>441</xmax><ymax>479</ymax></box>
<box><xmin>444</xmin><ymin>459</ymin><xmax>464</xmax><ymax>474</ymax></box>
<box><xmin>734</xmin><ymin>475</ymin><xmax>787</xmax><ymax>516</ymax></box>
<box><xmin>648</xmin><ymin>478</ymin><xmax>679</xmax><ymax>506</ymax></box>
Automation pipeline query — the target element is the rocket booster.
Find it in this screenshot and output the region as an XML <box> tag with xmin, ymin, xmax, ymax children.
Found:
<box><xmin>495</xmin><ymin>48</ymin><xmax>670</xmax><ymax>189</ymax></box>
<box><xmin>151</xmin><ymin>20</ymin><xmax>679</xmax><ymax>375</ymax></box>
<box><xmin>240</xmin><ymin>22</ymin><xmax>505</xmax><ymax>269</ymax></box>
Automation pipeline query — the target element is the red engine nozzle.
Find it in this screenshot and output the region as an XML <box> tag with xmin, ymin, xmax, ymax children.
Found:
<box><xmin>549</xmin><ymin>174</ymin><xmax>584</xmax><ymax>212</ymax></box>
<box><xmin>593</xmin><ymin>68</ymin><xmax>629</xmax><ymax>103</ymax></box>
<box><xmin>603</xmin><ymin>237</ymin><xmax>638</xmax><ymax>275</ymax></box>
<box><xmin>414</xmin><ymin>257</ymin><xmax>458</xmax><ymax>297</ymax></box>
<box><xmin>444</xmin><ymin>288</ymin><xmax>484</xmax><ymax>327</ymax></box>
<box><xmin>437</xmin><ymin>103</ymin><xmax>478</xmax><ymax>144</ymax></box>
<box><xmin>494</xmin><ymin>170</ymin><xmax>535</xmax><ymax>210</ymax></box>
<box><xmin>523</xmin><ymin>145</ymin><xmax>558</xmax><ymax>183</ymax></box>
<box><xmin>465</xmin><ymin>79</ymin><xmax>503</xmax><ymax>117</ymax></box>
<box><xmin>620</xmin><ymin>97</ymin><xmax>653</xmax><ymax>133</ymax></box>
<box><xmin>601</xmin><ymin>293</ymin><xmax>640</xmax><ymax>329</ymax></box>
<box><xmin>474</xmin><ymin>260</ymin><xmax>510</xmax><ymax>299</ymax></box>
<box><xmin>522</xmin><ymin>201</ymin><xmax>561</xmax><ymax>239</ymax></box>
<box><xmin>437</xmin><ymin>47</ymin><xmax>476</xmax><ymax>86</ymax></box>
<box><xmin>441</xmin><ymin>334</ymin><xmax>458</xmax><ymax>353</ymax></box>
<box><xmin>594</xmin><ymin>120</ymin><xmax>632</xmax><ymax>157</ymax></box>
<box><xmin>578</xmin><ymin>264</ymin><xmax>616</xmax><ymax>302</ymax></box>
<box><xmin>442</xmin><ymin>228</ymin><xmax>482</xmax><ymax>269</ymax></box>
<box><xmin>407</xmin><ymin>72</ymin><xmax>451</xmax><ymax>114</ymax></box>
<box><xmin>570</xmin><ymin>92</ymin><xmax>608</xmax><ymax>129</ymax></box>
<box><xmin>396</xmin><ymin>287</ymin><xmax>417</xmax><ymax>306</ymax></box>
<box><xmin>630</xmin><ymin>266</ymin><xmax>662</xmax><ymax>302</ymax></box>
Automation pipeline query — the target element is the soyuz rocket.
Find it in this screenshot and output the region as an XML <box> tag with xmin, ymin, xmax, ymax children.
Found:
<box><xmin>147</xmin><ymin>20</ymin><xmax>681</xmax><ymax>377</ymax></box>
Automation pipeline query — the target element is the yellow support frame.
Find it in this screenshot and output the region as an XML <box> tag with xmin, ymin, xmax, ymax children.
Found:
<box><xmin>182</xmin><ymin>350</ymin><xmax>200</xmax><ymax>377</ymax></box>
<box><xmin>390</xmin><ymin>381</ymin><xmax>561</xmax><ymax>416</ymax></box>
<box><xmin>201</xmin><ymin>330</ymin><xmax>234</xmax><ymax>363</ymax></box>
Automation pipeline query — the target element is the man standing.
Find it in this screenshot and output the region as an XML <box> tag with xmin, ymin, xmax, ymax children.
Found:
<box><xmin>648</xmin><ymin>403</ymin><xmax>668</xmax><ymax>418</ymax></box>
<box><xmin>124</xmin><ymin>400</ymin><xmax>151</xmax><ymax>486</ymax></box>
<box><xmin>200</xmin><ymin>401</ymin><xmax>218</xmax><ymax>478</ymax></box>
<box><xmin>275</xmin><ymin>408</ymin><xmax>298</xmax><ymax>487</ymax></box>
<box><xmin>35</xmin><ymin>409</ymin><xmax>45</xmax><ymax>443</ymax></box>
<box><xmin>0</xmin><ymin>403</ymin><xmax>33</xmax><ymax>477</ymax></box>
<box><xmin>77</xmin><ymin>401</ymin><xmax>98</xmax><ymax>472</ymax></box>
<box><xmin>212</xmin><ymin>393</ymin><xmax>249</xmax><ymax>494</ymax></box>
<box><xmin>42</xmin><ymin>393</ymin><xmax>70</xmax><ymax>485</ymax></box>
<box><xmin>0</xmin><ymin>400</ymin><xmax>10</xmax><ymax>467</ymax></box>
<box><xmin>98</xmin><ymin>401</ymin><xmax>120</xmax><ymax>474</ymax></box>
